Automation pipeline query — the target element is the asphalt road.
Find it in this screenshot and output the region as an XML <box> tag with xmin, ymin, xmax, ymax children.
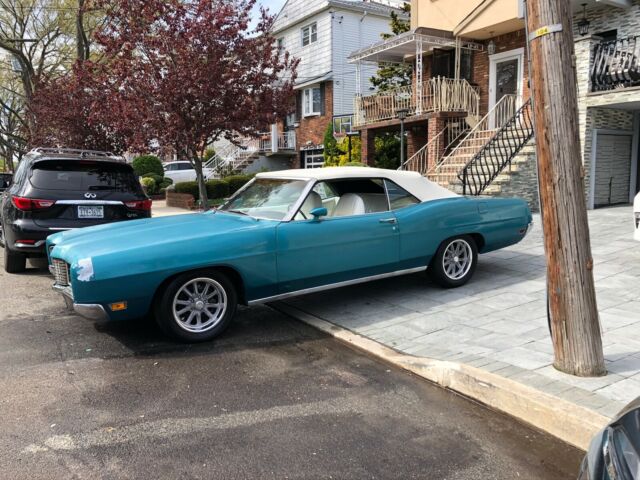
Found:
<box><xmin>0</xmin><ymin>258</ymin><xmax>584</xmax><ymax>479</ymax></box>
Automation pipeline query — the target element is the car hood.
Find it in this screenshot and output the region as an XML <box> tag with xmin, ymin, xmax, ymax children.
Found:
<box><xmin>48</xmin><ymin>211</ymin><xmax>272</xmax><ymax>262</ymax></box>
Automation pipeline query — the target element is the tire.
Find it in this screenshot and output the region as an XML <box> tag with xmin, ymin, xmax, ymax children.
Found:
<box><xmin>429</xmin><ymin>235</ymin><xmax>478</xmax><ymax>288</ymax></box>
<box><xmin>4</xmin><ymin>245</ymin><xmax>26</xmax><ymax>274</ymax></box>
<box><xmin>155</xmin><ymin>269</ymin><xmax>237</xmax><ymax>342</ymax></box>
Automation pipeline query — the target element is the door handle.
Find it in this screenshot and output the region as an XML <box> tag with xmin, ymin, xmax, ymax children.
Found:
<box><xmin>379</xmin><ymin>218</ymin><xmax>397</xmax><ymax>224</ymax></box>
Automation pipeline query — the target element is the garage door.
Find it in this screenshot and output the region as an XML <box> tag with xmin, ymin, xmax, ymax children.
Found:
<box><xmin>594</xmin><ymin>134</ymin><xmax>633</xmax><ymax>207</ymax></box>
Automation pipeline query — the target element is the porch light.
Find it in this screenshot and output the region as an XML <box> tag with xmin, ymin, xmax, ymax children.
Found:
<box><xmin>577</xmin><ymin>3</ymin><xmax>590</xmax><ymax>36</ymax></box>
<box><xmin>396</xmin><ymin>108</ymin><xmax>409</xmax><ymax>121</ymax></box>
<box><xmin>487</xmin><ymin>32</ymin><xmax>496</xmax><ymax>55</ymax></box>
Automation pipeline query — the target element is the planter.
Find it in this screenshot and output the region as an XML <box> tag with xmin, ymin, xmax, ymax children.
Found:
<box><xmin>166</xmin><ymin>190</ymin><xmax>195</xmax><ymax>210</ymax></box>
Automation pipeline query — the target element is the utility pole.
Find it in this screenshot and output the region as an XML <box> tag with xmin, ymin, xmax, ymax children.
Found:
<box><xmin>526</xmin><ymin>0</ymin><xmax>605</xmax><ymax>376</ymax></box>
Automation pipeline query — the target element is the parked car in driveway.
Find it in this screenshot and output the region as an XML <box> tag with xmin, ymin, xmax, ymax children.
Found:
<box><xmin>163</xmin><ymin>161</ymin><xmax>213</xmax><ymax>183</ymax></box>
<box><xmin>47</xmin><ymin>167</ymin><xmax>533</xmax><ymax>342</ymax></box>
<box><xmin>1</xmin><ymin>148</ymin><xmax>151</xmax><ymax>273</ymax></box>
<box><xmin>579</xmin><ymin>396</ymin><xmax>640</xmax><ymax>479</ymax></box>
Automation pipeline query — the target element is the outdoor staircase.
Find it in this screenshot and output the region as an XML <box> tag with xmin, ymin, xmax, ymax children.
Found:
<box><xmin>204</xmin><ymin>138</ymin><xmax>260</xmax><ymax>179</ymax></box>
<box><xmin>419</xmin><ymin>96</ymin><xmax>535</xmax><ymax>202</ymax></box>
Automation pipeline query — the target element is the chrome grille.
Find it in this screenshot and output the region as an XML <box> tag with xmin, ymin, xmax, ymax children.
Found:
<box><xmin>51</xmin><ymin>259</ymin><xmax>70</xmax><ymax>286</ymax></box>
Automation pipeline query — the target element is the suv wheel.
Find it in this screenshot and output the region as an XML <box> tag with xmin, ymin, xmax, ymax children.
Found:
<box><xmin>155</xmin><ymin>270</ymin><xmax>237</xmax><ymax>342</ymax></box>
<box><xmin>4</xmin><ymin>245</ymin><xmax>26</xmax><ymax>273</ymax></box>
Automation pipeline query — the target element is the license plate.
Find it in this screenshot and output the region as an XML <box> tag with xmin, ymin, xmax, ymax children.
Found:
<box><xmin>78</xmin><ymin>205</ymin><xmax>104</xmax><ymax>219</ymax></box>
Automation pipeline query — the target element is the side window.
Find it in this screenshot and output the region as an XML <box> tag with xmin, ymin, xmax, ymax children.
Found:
<box><xmin>328</xmin><ymin>178</ymin><xmax>389</xmax><ymax>217</ymax></box>
<box><xmin>12</xmin><ymin>160</ymin><xmax>28</xmax><ymax>187</ymax></box>
<box><xmin>384</xmin><ymin>180</ymin><xmax>420</xmax><ymax>210</ymax></box>
<box><xmin>179</xmin><ymin>163</ymin><xmax>192</xmax><ymax>170</ymax></box>
<box><xmin>165</xmin><ymin>164</ymin><xmax>176</xmax><ymax>171</ymax></box>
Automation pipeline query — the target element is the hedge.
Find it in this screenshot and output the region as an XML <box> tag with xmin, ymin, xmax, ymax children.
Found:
<box><xmin>224</xmin><ymin>175</ymin><xmax>252</xmax><ymax>195</ymax></box>
<box><xmin>132</xmin><ymin>155</ymin><xmax>164</xmax><ymax>177</ymax></box>
<box><xmin>142</xmin><ymin>173</ymin><xmax>164</xmax><ymax>185</ymax></box>
<box><xmin>140</xmin><ymin>177</ymin><xmax>157</xmax><ymax>194</ymax></box>
<box><xmin>174</xmin><ymin>176</ymin><xmax>251</xmax><ymax>200</ymax></box>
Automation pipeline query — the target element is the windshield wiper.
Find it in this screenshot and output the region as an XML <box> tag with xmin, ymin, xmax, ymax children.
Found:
<box><xmin>226</xmin><ymin>209</ymin><xmax>249</xmax><ymax>216</ymax></box>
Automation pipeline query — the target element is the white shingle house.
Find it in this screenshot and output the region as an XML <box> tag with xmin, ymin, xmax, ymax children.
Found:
<box><xmin>272</xmin><ymin>0</ymin><xmax>408</xmax><ymax>168</ymax></box>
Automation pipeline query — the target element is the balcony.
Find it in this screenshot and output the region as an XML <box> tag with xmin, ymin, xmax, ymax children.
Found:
<box><xmin>353</xmin><ymin>77</ymin><xmax>480</xmax><ymax>128</ymax></box>
<box><xmin>591</xmin><ymin>35</ymin><xmax>640</xmax><ymax>92</ymax></box>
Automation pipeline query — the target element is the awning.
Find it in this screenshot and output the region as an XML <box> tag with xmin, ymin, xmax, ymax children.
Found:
<box><xmin>348</xmin><ymin>28</ymin><xmax>483</xmax><ymax>65</ymax></box>
<box><xmin>294</xmin><ymin>72</ymin><xmax>333</xmax><ymax>90</ymax></box>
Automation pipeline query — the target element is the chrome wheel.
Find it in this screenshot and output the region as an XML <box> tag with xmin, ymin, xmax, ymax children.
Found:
<box><xmin>442</xmin><ymin>239</ymin><xmax>473</xmax><ymax>281</ymax></box>
<box><xmin>172</xmin><ymin>277</ymin><xmax>227</xmax><ymax>333</ymax></box>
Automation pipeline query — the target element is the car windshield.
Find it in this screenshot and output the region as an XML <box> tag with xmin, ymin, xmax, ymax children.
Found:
<box><xmin>219</xmin><ymin>178</ymin><xmax>308</xmax><ymax>220</ymax></box>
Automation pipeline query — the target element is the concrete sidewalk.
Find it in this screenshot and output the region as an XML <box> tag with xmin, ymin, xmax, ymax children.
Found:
<box><xmin>151</xmin><ymin>200</ymin><xmax>192</xmax><ymax>217</ymax></box>
<box><xmin>278</xmin><ymin>206</ymin><xmax>639</xmax><ymax>447</ymax></box>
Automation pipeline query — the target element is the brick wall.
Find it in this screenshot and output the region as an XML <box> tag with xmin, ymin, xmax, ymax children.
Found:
<box><xmin>472</xmin><ymin>29</ymin><xmax>530</xmax><ymax>116</ymax></box>
<box><xmin>166</xmin><ymin>191</ymin><xmax>195</xmax><ymax>209</ymax></box>
<box><xmin>295</xmin><ymin>81</ymin><xmax>334</xmax><ymax>150</ymax></box>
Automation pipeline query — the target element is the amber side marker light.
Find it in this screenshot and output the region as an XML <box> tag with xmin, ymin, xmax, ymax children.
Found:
<box><xmin>110</xmin><ymin>302</ymin><xmax>127</xmax><ymax>312</ymax></box>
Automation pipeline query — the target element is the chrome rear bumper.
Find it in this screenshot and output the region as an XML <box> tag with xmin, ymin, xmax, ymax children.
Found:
<box><xmin>52</xmin><ymin>284</ymin><xmax>108</xmax><ymax>321</ymax></box>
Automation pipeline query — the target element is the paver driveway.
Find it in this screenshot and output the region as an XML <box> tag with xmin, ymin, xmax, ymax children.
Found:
<box><xmin>283</xmin><ymin>206</ymin><xmax>640</xmax><ymax>419</ymax></box>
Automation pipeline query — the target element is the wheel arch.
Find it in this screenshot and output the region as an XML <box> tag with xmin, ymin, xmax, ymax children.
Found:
<box><xmin>151</xmin><ymin>265</ymin><xmax>247</xmax><ymax>311</ymax></box>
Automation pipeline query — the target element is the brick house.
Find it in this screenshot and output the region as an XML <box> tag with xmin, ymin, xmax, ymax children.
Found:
<box><xmin>349</xmin><ymin>0</ymin><xmax>639</xmax><ymax>210</ymax></box>
<box><xmin>270</xmin><ymin>0</ymin><xmax>408</xmax><ymax>168</ymax></box>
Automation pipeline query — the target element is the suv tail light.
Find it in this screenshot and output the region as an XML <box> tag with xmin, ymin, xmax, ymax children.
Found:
<box><xmin>11</xmin><ymin>196</ymin><xmax>56</xmax><ymax>211</ymax></box>
<box><xmin>124</xmin><ymin>199</ymin><xmax>152</xmax><ymax>211</ymax></box>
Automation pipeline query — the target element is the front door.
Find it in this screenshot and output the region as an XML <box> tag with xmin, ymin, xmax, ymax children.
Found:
<box><xmin>489</xmin><ymin>48</ymin><xmax>524</xmax><ymax>127</ymax></box>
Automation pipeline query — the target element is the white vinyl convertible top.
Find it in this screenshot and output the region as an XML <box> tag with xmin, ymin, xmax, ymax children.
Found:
<box><xmin>256</xmin><ymin>167</ymin><xmax>459</xmax><ymax>202</ymax></box>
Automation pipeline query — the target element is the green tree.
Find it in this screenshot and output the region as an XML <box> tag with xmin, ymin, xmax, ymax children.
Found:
<box><xmin>373</xmin><ymin>133</ymin><xmax>402</xmax><ymax>170</ymax></box>
<box><xmin>336</xmin><ymin>136</ymin><xmax>361</xmax><ymax>165</ymax></box>
<box><xmin>370</xmin><ymin>4</ymin><xmax>411</xmax><ymax>92</ymax></box>
<box><xmin>322</xmin><ymin>122</ymin><xmax>342</xmax><ymax>166</ymax></box>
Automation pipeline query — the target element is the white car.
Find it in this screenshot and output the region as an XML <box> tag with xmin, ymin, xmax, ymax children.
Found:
<box><xmin>163</xmin><ymin>161</ymin><xmax>213</xmax><ymax>183</ymax></box>
<box><xmin>634</xmin><ymin>191</ymin><xmax>640</xmax><ymax>242</ymax></box>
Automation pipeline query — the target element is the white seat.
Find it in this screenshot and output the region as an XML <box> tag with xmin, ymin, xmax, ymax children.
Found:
<box><xmin>333</xmin><ymin>193</ymin><xmax>365</xmax><ymax>217</ymax></box>
<box><xmin>299</xmin><ymin>191</ymin><xmax>322</xmax><ymax>218</ymax></box>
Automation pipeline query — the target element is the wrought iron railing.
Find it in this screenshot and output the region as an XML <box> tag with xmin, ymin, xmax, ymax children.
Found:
<box><xmin>458</xmin><ymin>98</ymin><xmax>534</xmax><ymax>195</ymax></box>
<box><xmin>428</xmin><ymin>94</ymin><xmax>520</xmax><ymax>178</ymax></box>
<box><xmin>353</xmin><ymin>77</ymin><xmax>480</xmax><ymax>127</ymax></box>
<box><xmin>591</xmin><ymin>36</ymin><xmax>640</xmax><ymax>91</ymax></box>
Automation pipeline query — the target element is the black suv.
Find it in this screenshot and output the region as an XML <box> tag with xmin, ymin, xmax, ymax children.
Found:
<box><xmin>0</xmin><ymin>148</ymin><xmax>151</xmax><ymax>273</ymax></box>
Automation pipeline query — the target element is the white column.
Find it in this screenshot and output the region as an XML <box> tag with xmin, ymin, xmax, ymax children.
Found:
<box><xmin>271</xmin><ymin>123</ymin><xmax>278</xmax><ymax>153</ymax></box>
<box><xmin>415</xmin><ymin>39</ymin><xmax>423</xmax><ymax>115</ymax></box>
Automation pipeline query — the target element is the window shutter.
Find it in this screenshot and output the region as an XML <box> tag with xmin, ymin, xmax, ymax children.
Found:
<box><xmin>319</xmin><ymin>83</ymin><xmax>326</xmax><ymax>116</ymax></box>
<box><xmin>296</xmin><ymin>90</ymin><xmax>302</xmax><ymax>121</ymax></box>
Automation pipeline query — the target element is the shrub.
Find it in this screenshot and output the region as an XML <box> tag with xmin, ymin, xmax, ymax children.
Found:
<box><xmin>340</xmin><ymin>162</ymin><xmax>367</xmax><ymax>167</ymax></box>
<box><xmin>140</xmin><ymin>177</ymin><xmax>157</xmax><ymax>195</ymax></box>
<box><xmin>206</xmin><ymin>179</ymin><xmax>230</xmax><ymax>199</ymax></box>
<box><xmin>132</xmin><ymin>155</ymin><xmax>163</xmax><ymax>177</ymax></box>
<box><xmin>174</xmin><ymin>181</ymin><xmax>200</xmax><ymax>198</ymax></box>
<box><xmin>142</xmin><ymin>173</ymin><xmax>164</xmax><ymax>184</ymax></box>
<box><xmin>159</xmin><ymin>178</ymin><xmax>173</xmax><ymax>189</ymax></box>
<box><xmin>225</xmin><ymin>174</ymin><xmax>252</xmax><ymax>195</ymax></box>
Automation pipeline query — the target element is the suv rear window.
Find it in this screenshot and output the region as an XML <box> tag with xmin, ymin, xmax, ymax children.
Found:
<box><xmin>29</xmin><ymin>160</ymin><xmax>142</xmax><ymax>192</ymax></box>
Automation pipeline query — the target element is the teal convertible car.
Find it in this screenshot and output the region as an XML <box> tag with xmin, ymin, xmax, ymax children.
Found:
<box><xmin>48</xmin><ymin>167</ymin><xmax>532</xmax><ymax>342</ymax></box>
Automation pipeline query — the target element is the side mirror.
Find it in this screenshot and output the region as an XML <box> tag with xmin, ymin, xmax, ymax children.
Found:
<box><xmin>310</xmin><ymin>207</ymin><xmax>328</xmax><ymax>220</ymax></box>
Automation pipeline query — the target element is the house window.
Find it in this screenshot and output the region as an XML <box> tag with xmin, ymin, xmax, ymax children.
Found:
<box><xmin>301</xmin><ymin>23</ymin><xmax>317</xmax><ymax>46</ymax></box>
<box><xmin>277</xmin><ymin>37</ymin><xmax>284</xmax><ymax>52</ymax></box>
<box><xmin>303</xmin><ymin>150</ymin><xmax>324</xmax><ymax>169</ymax></box>
<box><xmin>333</xmin><ymin>115</ymin><xmax>353</xmax><ymax>135</ymax></box>
<box><xmin>303</xmin><ymin>85</ymin><xmax>321</xmax><ymax>116</ymax></box>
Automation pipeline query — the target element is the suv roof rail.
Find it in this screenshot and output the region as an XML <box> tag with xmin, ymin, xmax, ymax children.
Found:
<box><xmin>29</xmin><ymin>147</ymin><xmax>126</xmax><ymax>162</ymax></box>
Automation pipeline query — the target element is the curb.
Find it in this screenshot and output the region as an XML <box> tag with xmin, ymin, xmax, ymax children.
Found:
<box><xmin>273</xmin><ymin>302</ymin><xmax>609</xmax><ymax>451</ymax></box>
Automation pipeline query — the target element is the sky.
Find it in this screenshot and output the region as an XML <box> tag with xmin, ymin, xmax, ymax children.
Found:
<box><xmin>251</xmin><ymin>0</ymin><xmax>287</xmax><ymax>27</ymax></box>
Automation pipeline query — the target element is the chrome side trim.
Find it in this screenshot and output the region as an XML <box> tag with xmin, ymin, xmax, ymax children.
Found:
<box><xmin>48</xmin><ymin>227</ymin><xmax>76</xmax><ymax>231</ymax></box>
<box><xmin>56</xmin><ymin>200</ymin><xmax>124</xmax><ymax>205</ymax></box>
<box><xmin>248</xmin><ymin>266</ymin><xmax>427</xmax><ymax>305</ymax></box>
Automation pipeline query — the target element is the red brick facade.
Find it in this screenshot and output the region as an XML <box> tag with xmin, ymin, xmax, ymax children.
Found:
<box><xmin>294</xmin><ymin>81</ymin><xmax>334</xmax><ymax>167</ymax></box>
<box><xmin>359</xmin><ymin>28</ymin><xmax>530</xmax><ymax>166</ymax></box>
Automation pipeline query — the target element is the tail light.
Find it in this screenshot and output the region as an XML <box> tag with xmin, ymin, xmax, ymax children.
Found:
<box><xmin>11</xmin><ymin>196</ymin><xmax>56</xmax><ymax>211</ymax></box>
<box><xmin>124</xmin><ymin>199</ymin><xmax>152</xmax><ymax>211</ymax></box>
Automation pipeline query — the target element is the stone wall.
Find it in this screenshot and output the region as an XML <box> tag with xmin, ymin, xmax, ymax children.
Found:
<box><xmin>489</xmin><ymin>144</ymin><xmax>540</xmax><ymax>213</ymax></box>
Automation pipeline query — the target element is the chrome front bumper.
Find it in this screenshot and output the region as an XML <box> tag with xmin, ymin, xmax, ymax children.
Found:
<box><xmin>52</xmin><ymin>284</ymin><xmax>109</xmax><ymax>321</ymax></box>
